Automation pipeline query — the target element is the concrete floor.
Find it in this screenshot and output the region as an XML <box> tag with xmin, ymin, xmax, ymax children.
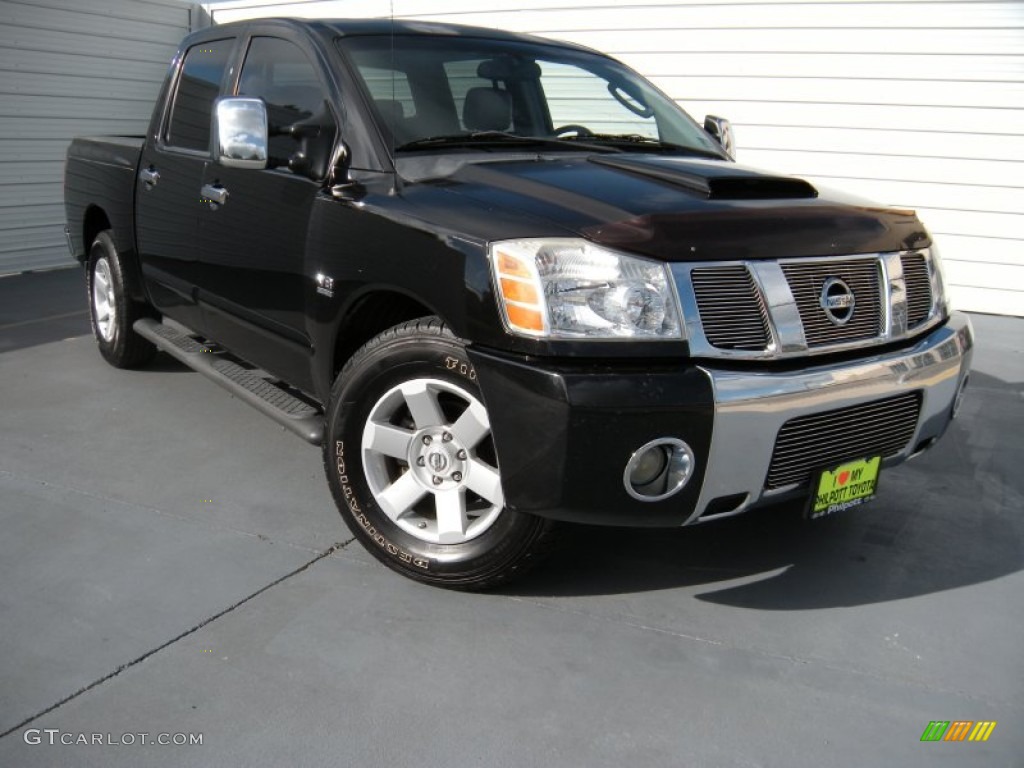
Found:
<box><xmin>1</xmin><ymin>266</ymin><xmax>1021</xmax><ymax>767</ymax></box>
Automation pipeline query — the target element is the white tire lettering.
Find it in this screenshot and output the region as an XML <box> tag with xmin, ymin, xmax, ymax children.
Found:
<box><xmin>443</xmin><ymin>355</ymin><xmax>476</xmax><ymax>381</ymax></box>
<box><xmin>338</xmin><ymin>441</ymin><xmax>428</xmax><ymax>570</ymax></box>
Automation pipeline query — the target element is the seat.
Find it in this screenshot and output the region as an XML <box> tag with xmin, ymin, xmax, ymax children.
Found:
<box><xmin>463</xmin><ymin>87</ymin><xmax>512</xmax><ymax>132</ymax></box>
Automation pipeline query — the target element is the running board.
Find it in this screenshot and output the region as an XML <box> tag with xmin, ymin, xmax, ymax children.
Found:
<box><xmin>133</xmin><ymin>318</ymin><xmax>324</xmax><ymax>445</ymax></box>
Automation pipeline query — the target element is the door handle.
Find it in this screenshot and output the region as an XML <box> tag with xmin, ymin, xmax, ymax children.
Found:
<box><xmin>139</xmin><ymin>167</ymin><xmax>160</xmax><ymax>188</ymax></box>
<box><xmin>200</xmin><ymin>183</ymin><xmax>228</xmax><ymax>208</ymax></box>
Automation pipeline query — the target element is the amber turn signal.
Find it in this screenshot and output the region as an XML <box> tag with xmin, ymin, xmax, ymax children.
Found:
<box><xmin>493</xmin><ymin>248</ymin><xmax>547</xmax><ymax>335</ymax></box>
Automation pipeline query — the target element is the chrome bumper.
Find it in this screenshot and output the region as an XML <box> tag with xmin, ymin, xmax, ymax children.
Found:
<box><xmin>689</xmin><ymin>312</ymin><xmax>974</xmax><ymax>523</ymax></box>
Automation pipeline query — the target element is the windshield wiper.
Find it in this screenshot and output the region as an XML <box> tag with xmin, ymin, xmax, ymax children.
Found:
<box><xmin>560</xmin><ymin>133</ymin><xmax>726</xmax><ymax>159</ymax></box>
<box><xmin>395</xmin><ymin>131</ymin><xmax>621</xmax><ymax>154</ymax></box>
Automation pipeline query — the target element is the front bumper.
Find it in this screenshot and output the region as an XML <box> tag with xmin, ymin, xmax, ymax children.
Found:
<box><xmin>469</xmin><ymin>312</ymin><xmax>973</xmax><ymax>527</ymax></box>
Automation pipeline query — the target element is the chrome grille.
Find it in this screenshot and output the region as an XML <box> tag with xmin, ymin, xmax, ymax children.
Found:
<box><xmin>782</xmin><ymin>259</ymin><xmax>882</xmax><ymax>347</ymax></box>
<box><xmin>765</xmin><ymin>392</ymin><xmax>921</xmax><ymax>489</ymax></box>
<box><xmin>691</xmin><ymin>266</ymin><xmax>771</xmax><ymax>350</ymax></box>
<box><xmin>676</xmin><ymin>249</ymin><xmax>942</xmax><ymax>361</ymax></box>
<box><xmin>901</xmin><ymin>253</ymin><xmax>932</xmax><ymax>328</ymax></box>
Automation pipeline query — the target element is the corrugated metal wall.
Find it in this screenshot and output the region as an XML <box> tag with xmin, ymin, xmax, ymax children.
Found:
<box><xmin>206</xmin><ymin>0</ymin><xmax>1024</xmax><ymax>317</ymax></box>
<box><xmin>0</xmin><ymin>0</ymin><xmax>198</xmax><ymax>274</ymax></box>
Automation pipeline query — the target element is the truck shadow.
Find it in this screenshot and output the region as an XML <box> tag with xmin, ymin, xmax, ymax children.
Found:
<box><xmin>0</xmin><ymin>268</ymin><xmax>93</xmax><ymax>353</ymax></box>
<box><xmin>504</xmin><ymin>370</ymin><xmax>1023</xmax><ymax>608</ymax></box>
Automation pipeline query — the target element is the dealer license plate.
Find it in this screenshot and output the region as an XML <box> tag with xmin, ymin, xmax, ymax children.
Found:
<box><xmin>809</xmin><ymin>456</ymin><xmax>881</xmax><ymax>519</ymax></box>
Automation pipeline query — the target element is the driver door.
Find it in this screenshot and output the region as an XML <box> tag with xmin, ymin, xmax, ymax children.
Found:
<box><xmin>196</xmin><ymin>33</ymin><xmax>337</xmax><ymax>391</ymax></box>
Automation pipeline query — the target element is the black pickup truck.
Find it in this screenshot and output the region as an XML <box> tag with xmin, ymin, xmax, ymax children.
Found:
<box><xmin>65</xmin><ymin>18</ymin><xmax>973</xmax><ymax>589</ymax></box>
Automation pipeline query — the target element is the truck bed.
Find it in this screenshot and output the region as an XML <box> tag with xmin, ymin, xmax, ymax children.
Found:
<box><xmin>64</xmin><ymin>136</ymin><xmax>144</xmax><ymax>263</ymax></box>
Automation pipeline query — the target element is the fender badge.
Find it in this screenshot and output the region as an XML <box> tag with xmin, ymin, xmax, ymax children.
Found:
<box><xmin>315</xmin><ymin>272</ymin><xmax>334</xmax><ymax>298</ymax></box>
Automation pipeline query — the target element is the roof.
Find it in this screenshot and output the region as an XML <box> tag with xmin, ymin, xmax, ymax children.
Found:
<box><xmin>189</xmin><ymin>17</ymin><xmax>596</xmax><ymax>54</ymax></box>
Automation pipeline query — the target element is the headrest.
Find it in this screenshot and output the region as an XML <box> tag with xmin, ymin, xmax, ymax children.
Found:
<box><xmin>463</xmin><ymin>88</ymin><xmax>512</xmax><ymax>132</ymax></box>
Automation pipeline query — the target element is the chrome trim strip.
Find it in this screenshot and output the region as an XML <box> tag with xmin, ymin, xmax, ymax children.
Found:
<box><xmin>748</xmin><ymin>261</ymin><xmax>806</xmax><ymax>353</ymax></box>
<box><xmin>883</xmin><ymin>251</ymin><xmax>907</xmax><ymax>338</ymax></box>
<box><xmin>926</xmin><ymin>251</ymin><xmax>945</xmax><ymax>326</ymax></box>
<box><xmin>687</xmin><ymin>312</ymin><xmax>973</xmax><ymax>525</ymax></box>
<box><xmin>675</xmin><ymin>263</ymin><xmax>717</xmax><ymax>355</ymax></box>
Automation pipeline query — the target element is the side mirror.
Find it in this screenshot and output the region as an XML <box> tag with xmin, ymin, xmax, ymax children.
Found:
<box><xmin>703</xmin><ymin>115</ymin><xmax>735</xmax><ymax>160</ymax></box>
<box><xmin>214</xmin><ymin>97</ymin><xmax>268</xmax><ymax>169</ymax></box>
<box><xmin>329</xmin><ymin>142</ymin><xmax>364</xmax><ymax>201</ymax></box>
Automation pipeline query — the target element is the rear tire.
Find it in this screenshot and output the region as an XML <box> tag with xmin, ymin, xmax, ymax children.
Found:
<box><xmin>323</xmin><ymin>317</ymin><xmax>557</xmax><ymax>590</ymax></box>
<box><xmin>87</xmin><ymin>230</ymin><xmax>156</xmax><ymax>369</ymax></box>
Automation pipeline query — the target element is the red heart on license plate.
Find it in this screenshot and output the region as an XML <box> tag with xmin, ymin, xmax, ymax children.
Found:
<box><xmin>838</xmin><ymin>470</ymin><xmax>850</xmax><ymax>486</ymax></box>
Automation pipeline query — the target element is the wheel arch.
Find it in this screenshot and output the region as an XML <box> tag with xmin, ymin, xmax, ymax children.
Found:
<box><xmin>82</xmin><ymin>206</ymin><xmax>112</xmax><ymax>264</ymax></box>
<box><xmin>328</xmin><ymin>289</ymin><xmax>443</xmax><ymax>382</ymax></box>
<box><xmin>84</xmin><ymin>208</ymin><xmax>149</xmax><ymax>304</ymax></box>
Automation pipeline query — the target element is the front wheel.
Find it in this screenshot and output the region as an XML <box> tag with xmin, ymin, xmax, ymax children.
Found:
<box><xmin>323</xmin><ymin>318</ymin><xmax>556</xmax><ymax>590</ymax></box>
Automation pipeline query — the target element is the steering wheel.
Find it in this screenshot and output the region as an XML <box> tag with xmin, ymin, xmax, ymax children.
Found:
<box><xmin>553</xmin><ymin>124</ymin><xmax>594</xmax><ymax>138</ymax></box>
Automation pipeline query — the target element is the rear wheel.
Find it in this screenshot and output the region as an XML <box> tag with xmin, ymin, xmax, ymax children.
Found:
<box><xmin>323</xmin><ymin>317</ymin><xmax>557</xmax><ymax>590</ymax></box>
<box><xmin>87</xmin><ymin>230</ymin><xmax>156</xmax><ymax>369</ymax></box>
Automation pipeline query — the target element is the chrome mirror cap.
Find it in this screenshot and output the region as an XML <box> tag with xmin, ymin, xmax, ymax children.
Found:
<box><xmin>214</xmin><ymin>97</ymin><xmax>268</xmax><ymax>169</ymax></box>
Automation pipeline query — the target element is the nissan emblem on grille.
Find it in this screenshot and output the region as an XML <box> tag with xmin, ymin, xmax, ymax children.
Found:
<box><xmin>819</xmin><ymin>277</ymin><xmax>856</xmax><ymax>326</ymax></box>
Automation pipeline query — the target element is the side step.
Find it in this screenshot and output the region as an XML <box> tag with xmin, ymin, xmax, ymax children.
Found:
<box><xmin>133</xmin><ymin>318</ymin><xmax>324</xmax><ymax>445</ymax></box>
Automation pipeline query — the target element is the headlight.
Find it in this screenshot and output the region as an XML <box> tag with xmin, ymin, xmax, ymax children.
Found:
<box><xmin>490</xmin><ymin>239</ymin><xmax>683</xmax><ymax>340</ymax></box>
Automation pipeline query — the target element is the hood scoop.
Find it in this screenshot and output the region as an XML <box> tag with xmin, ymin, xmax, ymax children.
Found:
<box><xmin>589</xmin><ymin>155</ymin><xmax>818</xmax><ymax>200</ymax></box>
<box><xmin>704</xmin><ymin>175</ymin><xmax>818</xmax><ymax>200</ymax></box>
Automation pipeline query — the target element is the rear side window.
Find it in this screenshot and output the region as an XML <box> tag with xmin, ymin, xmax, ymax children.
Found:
<box><xmin>165</xmin><ymin>39</ymin><xmax>234</xmax><ymax>152</ymax></box>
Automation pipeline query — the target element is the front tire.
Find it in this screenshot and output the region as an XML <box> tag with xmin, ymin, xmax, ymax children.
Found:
<box><xmin>87</xmin><ymin>230</ymin><xmax>156</xmax><ymax>369</ymax></box>
<box><xmin>323</xmin><ymin>318</ymin><xmax>556</xmax><ymax>590</ymax></box>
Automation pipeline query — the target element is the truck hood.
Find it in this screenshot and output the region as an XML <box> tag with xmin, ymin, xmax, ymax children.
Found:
<box><xmin>425</xmin><ymin>154</ymin><xmax>929</xmax><ymax>260</ymax></box>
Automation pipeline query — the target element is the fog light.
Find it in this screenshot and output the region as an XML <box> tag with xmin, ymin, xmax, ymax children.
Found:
<box><xmin>629</xmin><ymin>445</ymin><xmax>668</xmax><ymax>486</ymax></box>
<box><xmin>624</xmin><ymin>438</ymin><xmax>695</xmax><ymax>502</ymax></box>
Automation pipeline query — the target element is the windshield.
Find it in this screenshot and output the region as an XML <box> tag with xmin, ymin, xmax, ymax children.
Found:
<box><xmin>338</xmin><ymin>34</ymin><xmax>723</xmax><ymax>157</ymax></box>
